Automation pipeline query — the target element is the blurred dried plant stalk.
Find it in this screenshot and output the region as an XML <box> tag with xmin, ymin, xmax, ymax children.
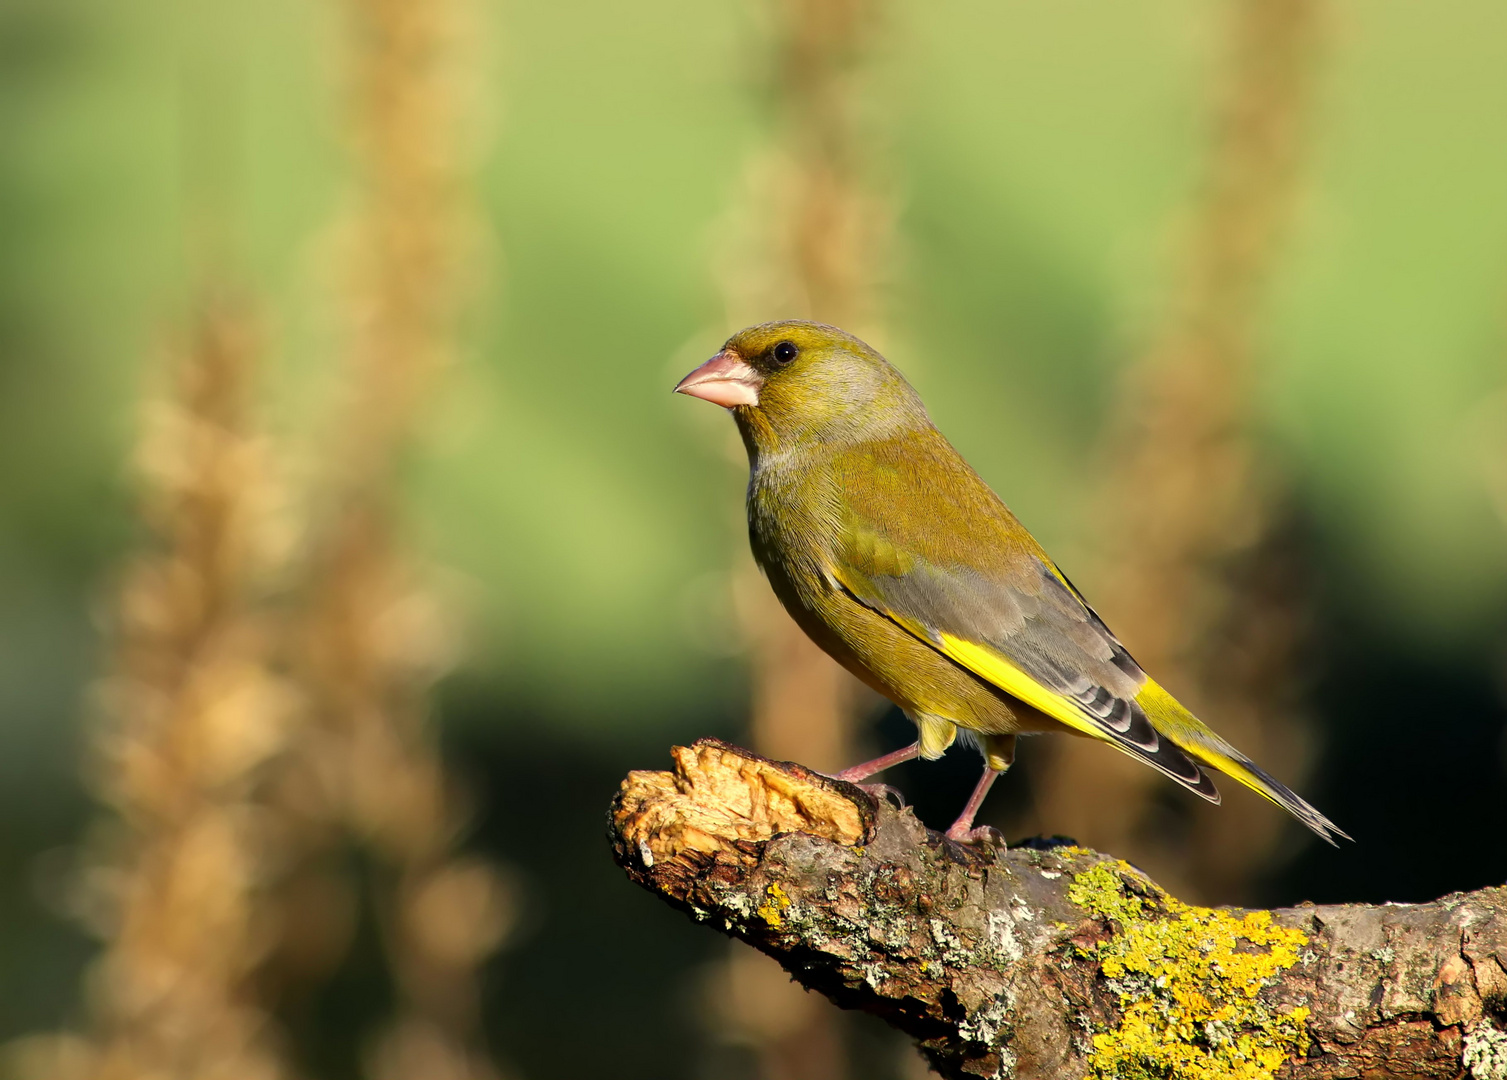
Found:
<box><xmin>1032</xmin><ymin>0</ymin><xmax>1325</xmax><ymax>902</ymax></box>
<box><xmin>1477</xmin><ymin>389</ymin><xmax>1507</xmax><ymax>532</ymax></box>
<box><xmin>8</xmin><ymin>3</ymin><xmax>510</xmax><ymax>1078</ymax></box>
<box><xmin>318</xmin><ymin>0</ymin><xmax>479</xmax><ymax>497</ymax></box>
<box><xmin>718</xmin><ymin>0</ymin><xmax>892</xmax><ymax>786</ymax></box>
<box><xmin>265</xmin><ymin>0</ymin><xmax>513</xmax><ymax>1077</ymax></box>
<box><xmin>722</xmin><ymin>0</ymin><xmax>892</xmax><ymax>338</ymax></box>
<box><xmin>709</xmin><ymin>1</ymin><xmax>892</xmax><ymax>1077</ymax></box>
<box><xmin>12</xmin><ymin>290</ymin><xmax>297</xmax><ymax>1080</ymax></box>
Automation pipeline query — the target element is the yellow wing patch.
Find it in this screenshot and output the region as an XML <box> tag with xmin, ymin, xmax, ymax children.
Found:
<box><xmin>936</xmin><ymin>634</ymin><xmax>1107</xmax><ymax>740</ymax></box>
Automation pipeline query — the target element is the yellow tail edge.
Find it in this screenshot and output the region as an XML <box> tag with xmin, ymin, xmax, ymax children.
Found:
<box><xmin>1136</xmin><ymin>681</ymin><xmax>1352</xmax><ymax>846</ymax></box>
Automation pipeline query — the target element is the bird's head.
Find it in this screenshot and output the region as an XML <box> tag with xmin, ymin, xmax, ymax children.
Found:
<box><xmin>675</xmin><ymin>321</ymin><xmax>927</xmax><ymax>458</ymax></box>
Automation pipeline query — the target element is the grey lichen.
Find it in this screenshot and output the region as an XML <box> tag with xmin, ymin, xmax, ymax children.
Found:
<box><xmin>956</xmin><ymin>990</ymin><xmax>1013</xmax><ymax>1047</ymax></box>
<box><xmin>859</xmin><ymin>960</ymin><xmax>887</xmax><ymax>989</ymax></box>
<box><xmin>722</xmin><ymin>891</ymin><xmax>755</xmax><ymax>921</ymax></box>
<box><xmin>985</xmin><ymin>910</ymin><xmax>1024</xmax><ymax>965</ymax></box>
<box><xmin>870</xmin><ymin>916</ymin><xmax>912</xmax><ymax>949</ymax></box>
<box><xmin>1464</xmin><ymin>1022</ymin><xmax>1507</xmax><ymax>1080</ymax></box>
<box><xmin>929</xmin><ymin>918</ymin><xmax>974</xmax><ymax>968</ymax></box>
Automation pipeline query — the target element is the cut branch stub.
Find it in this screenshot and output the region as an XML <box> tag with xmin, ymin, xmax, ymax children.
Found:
<box><xmin>609</xmin><ymin>738</ymin><xmax>1507</xmax><ymax>1080</ymax></box>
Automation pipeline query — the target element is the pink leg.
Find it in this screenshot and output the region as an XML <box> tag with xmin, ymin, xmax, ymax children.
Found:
<box><xmin>833</xmin><ymin>742</ymin><xmax>919</xmax><ymax>782</ymax></box>
<box><xmin>944</xmin><ymin>766</ymin><xmax>1003</xmax><ymax>842</ymax></box>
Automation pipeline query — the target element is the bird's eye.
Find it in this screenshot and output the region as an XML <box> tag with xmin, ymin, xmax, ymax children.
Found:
<box><xmin>772</xmin><ymin>340</ymin><xmax>798</xmax><ymax>365</ymax></box>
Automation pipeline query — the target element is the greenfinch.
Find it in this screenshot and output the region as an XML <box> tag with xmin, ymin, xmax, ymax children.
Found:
<box><xmin>676</xmin><ymin>320</ymin><xmax>1346</xmax><ymax>845</ymax></box>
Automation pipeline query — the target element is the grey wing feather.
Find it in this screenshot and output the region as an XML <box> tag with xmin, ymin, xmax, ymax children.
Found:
<box><xmin>841</xmin><ymin>552</ymin><xmax>1223</xmax><ymax>802</ymax></box>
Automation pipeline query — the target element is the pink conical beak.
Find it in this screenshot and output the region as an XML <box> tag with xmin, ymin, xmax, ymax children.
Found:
<box><xmin>674</xmin><ymin>350</ymin><xmax>763</xmax><ymax>409</ymax></box>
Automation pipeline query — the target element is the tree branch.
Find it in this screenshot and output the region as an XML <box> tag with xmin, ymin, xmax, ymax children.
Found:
<box><xmin>608</xmin><ymin>739</ymin><xmax>1507</xmax><ymax>1080</ymax></box>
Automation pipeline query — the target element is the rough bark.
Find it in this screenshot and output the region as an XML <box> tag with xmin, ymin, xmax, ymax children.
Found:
<box><xmin>609</xmin><ymin>739</ymin><xmax>1507</xmax><ymax>1080</ymax></box>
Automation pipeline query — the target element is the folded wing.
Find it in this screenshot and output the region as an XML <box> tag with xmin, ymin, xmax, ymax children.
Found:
<box><xmin>825</xmin><ymin>437</ymin><xmax>1348</xmax><ymax>844</ymax></box>
<box><xmin>832</xmin><ymin>535</ymin><xmax>1224</xmax><ymax>801</ymax></box>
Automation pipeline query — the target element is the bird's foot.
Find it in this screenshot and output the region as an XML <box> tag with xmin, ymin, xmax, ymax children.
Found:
<box><xmin>855</xmin><ymin>781</ymin><xmax>907</xmax><ymax>809</ymax></box>
<box><xmin>821</xmin><ymin>772</ymin><xmax>908</xmax><ymax>809</ymax></box>
<box><xmin>943</xmin><ymin>823</ymin><xmax>1006</xmax><ymax>848</ymax></box>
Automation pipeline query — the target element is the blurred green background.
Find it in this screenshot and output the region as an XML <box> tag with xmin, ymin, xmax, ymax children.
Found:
<box><xmin>2</xmin><ymin>1</ymin><xmax>1506</xmax><ymax>1078</ymax></box>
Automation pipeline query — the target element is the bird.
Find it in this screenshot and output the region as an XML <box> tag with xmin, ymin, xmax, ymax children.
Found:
<box><xmin>674</xmin><ymin>320</ymin><xmax>1348</xmax><ymax>846</ymax></box>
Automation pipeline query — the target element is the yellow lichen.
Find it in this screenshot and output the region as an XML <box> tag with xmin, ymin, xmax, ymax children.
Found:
<box><xmin>1053</xmin><ymin>845</ymin><xmax>1098</xmax><ymax>860</ymax></box>
<box><xmin>1068</xmin><ymin>861</ymin><xmax>1148</xmax><ymax>922</ymax></box>
<box><xmin>1069</xmin><ymin>860</ymin><xmax>1311</xmax><ymax>1080</ymax></box>
<box><xmin>757</xmin><ymin>882</ymin><xmax>792</xmax><ymax>928</ymax></box>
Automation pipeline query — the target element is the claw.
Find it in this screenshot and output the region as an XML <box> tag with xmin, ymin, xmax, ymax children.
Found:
<box><xmin>944</xmin><ymin>824</ymin><xmax>1006</xmax><ymax>848</ymax></box>
<box><xmin>859</xmin><ymin>782</ymin><xmax>907</xmax><ymax>809</ymax></box>
<box><xmin>821</xmin><ymin>771</ymin><xmax>909</xmax><ymax>809</ymax></box>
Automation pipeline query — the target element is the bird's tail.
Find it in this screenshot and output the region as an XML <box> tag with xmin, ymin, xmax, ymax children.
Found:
<box><xmin>1136</xmin><ymin>680</ymin><xmax>1351</xmax><ymax>846</ymax></box>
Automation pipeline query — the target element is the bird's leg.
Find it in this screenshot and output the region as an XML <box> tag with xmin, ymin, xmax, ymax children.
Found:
<box><xmin>832</xmin><ymin>742</ymin><xmax>919</xmax><ymax>783</ymax></box>
<box><xmin>945</xmin><ymin>734</ymin><xmax>1014</xmax><ymax>843</ymax></box>
<box><xmin>827</xmin><ymin>742</ymin><xmax>919</xmax><ymax>808</ymax></box>
<box><xmin>944</xmin><ymin>765</ymin><xmax>1004</xmax><ymax>843</ymax></box>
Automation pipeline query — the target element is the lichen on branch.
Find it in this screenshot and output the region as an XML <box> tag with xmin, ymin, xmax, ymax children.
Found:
<box><xmin>609</xmin><ymin>738</ymin><xmax>1507</xmax><ymax>1080</ymax></box>
<box><xmin>1068</xmin><ymin>860</ymin><xmax>1311</xmax><ymax>1079</ymax></box>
